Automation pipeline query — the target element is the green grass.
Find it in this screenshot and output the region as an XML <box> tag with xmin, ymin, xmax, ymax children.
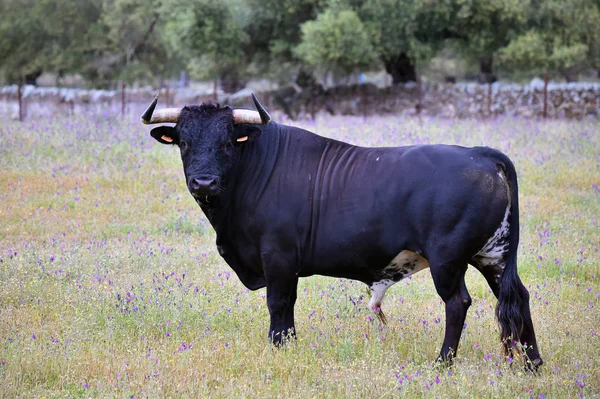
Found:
<box><xmin>1</xmin><ymin>114</ymin><xmax>599</xmax><ymax>398</ymax></box>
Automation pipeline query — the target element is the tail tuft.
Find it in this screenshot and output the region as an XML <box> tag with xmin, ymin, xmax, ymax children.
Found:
<box><xmin>496</xmin><ymin>266</ymin><xmax>526</xmax><ymax>356</ymax></box>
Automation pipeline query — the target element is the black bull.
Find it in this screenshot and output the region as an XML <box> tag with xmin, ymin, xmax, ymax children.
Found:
<box><xmin>142</xmin><ymin>97</ymin><xmax>542</xmax><ymax>368</ymax></box>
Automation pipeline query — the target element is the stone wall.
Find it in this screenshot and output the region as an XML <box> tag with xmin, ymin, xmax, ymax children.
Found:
<box><xmin>293</xmin><ymin>80</ymin><xmax>600</xmax><ymax>119</ymax></box>
<box><xmin>1</xmin><ymin>79</ymin><xmax>598</xmax><ymax>120</ymax></box>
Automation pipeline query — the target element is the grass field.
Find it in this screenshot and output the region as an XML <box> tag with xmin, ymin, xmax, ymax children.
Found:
<box><xmin>1</xmin><ymin>111</ymin><xmax>599</xmax><ymax>398</ymax></box>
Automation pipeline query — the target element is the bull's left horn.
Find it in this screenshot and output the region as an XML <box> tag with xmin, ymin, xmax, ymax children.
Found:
<box><xmin>140</xmin><ymin>94</ymin><xmax>181</xmax><ymax>124</ymax></box>
<box><xmin>232</xmin><ymin>94</ymin><xmax>271</xmax><ymax>125</ymax></box>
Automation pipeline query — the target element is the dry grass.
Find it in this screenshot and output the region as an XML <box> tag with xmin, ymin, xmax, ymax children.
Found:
<box><xmin>1</xmin><ymin>113</ymin><xmax>599</xmax><ymax>398</ymax></box>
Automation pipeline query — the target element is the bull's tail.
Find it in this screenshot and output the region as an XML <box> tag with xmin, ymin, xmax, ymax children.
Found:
<box><xmin>494</xmin><ymin>154</ymin><xmax>527</xmax><ymax>357</ymax></box>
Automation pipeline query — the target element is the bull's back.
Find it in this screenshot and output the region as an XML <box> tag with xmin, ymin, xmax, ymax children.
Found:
<box><xmin>231</xmin><ymin>126</ymin><xmax>511</xmax><ymax>282</ymax></box>
<box><xmin>297</xmin><ymin>143</ymin><xmax>511</xmax><ymax>278</ymax></box>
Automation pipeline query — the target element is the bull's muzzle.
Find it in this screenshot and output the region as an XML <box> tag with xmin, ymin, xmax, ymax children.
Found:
<box><xmin>188</xmin><ymin>176</ymin><xmax>220</xmax><ymax>196</ymax></box>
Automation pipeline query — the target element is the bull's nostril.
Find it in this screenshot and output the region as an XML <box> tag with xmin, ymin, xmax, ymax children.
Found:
<box><xmin>190</xmin><ymin>177</ymin><xmax>219</xmax><ymax>194</ymax></box>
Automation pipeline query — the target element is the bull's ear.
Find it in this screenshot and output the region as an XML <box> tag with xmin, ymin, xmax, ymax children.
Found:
<box><xmin>235</xmin><ymin>126</ymin><xmax>262</xmax><ymax>144</ymax></box>
<box><xmin>150</xmin><ymin>126</ymin><xmax>179</xmax><ymax>145</ymax></box>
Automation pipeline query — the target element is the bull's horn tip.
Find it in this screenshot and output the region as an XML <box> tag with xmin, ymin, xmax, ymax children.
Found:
<box><xmin>251</xmin><ymin>93</ymin><xmax>271</xmax><ymax>124</ymax></box>
<box><xmin>141</xmin><ymin>94</ymin><xmax>159</xmax><ymax>123</ymax></box>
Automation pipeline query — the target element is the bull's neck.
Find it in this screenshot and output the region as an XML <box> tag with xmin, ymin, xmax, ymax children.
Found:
<box><xmin>196</xmin><ymin>122</ymin><xmax>287</xmax><ymax>232</ymax></box>
<box><xmin>198</xmin><ymin>121</ymin><xmax>352</xmax><ymax>234</ymax></box>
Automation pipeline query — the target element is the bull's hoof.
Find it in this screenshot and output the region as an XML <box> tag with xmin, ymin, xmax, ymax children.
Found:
<box><xmin>269</xmin><ymin>328</ymin><xmax>296</xmax><ymax>347</ymax></box>
<box><xmin>525</xmin><ymin>357</ymin><xmax>543</xmax><ymax>373</ymax></box>
<box><xmin>434</xmin><ymin>355</ymin><xmax>454</xmax><ymax>368</ymax></box>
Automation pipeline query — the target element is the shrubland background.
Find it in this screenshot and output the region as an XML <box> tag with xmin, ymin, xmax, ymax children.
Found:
<box><xmin>0</xmin><ymin>111</ymin><xmax>598</xmax><ymax>397</ymax></box>
<box><xmin>1</xmin><ymin>0</ymin><xmax>599</xmax><ymax>91</ymax></box>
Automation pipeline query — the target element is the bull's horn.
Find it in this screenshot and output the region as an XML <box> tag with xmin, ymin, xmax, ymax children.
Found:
<box><xmin>231</xmin><ymin>94</ymin><xmax>271</xmax><ymax>125</ymax></box>
<box><xmin>140</xmin><ymin>94</ymin><xmax>181</xmax><ymax>124</ymax></box>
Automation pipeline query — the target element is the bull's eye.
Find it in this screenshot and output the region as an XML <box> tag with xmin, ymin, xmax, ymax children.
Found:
<box><xmin>179</xmin><ymin>140</ymin><xmax>189</xmax><ymax>153</ymax></box>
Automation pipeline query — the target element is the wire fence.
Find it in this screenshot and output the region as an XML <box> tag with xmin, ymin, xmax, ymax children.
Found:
<box><xmin>1</xmin><ymin>77</ymin><xmax>599</xmax><ymax>122</ymax></box>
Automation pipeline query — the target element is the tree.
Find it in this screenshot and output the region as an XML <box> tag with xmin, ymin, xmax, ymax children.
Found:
<box><xmin>0</xmin><ymin>0</ymin><xmax>103</xmax><ymax>84</ymax></box>
<box><xmin>295</xmin><ymin>8</ymin><xmax>376</xmax><ymax>80</ymax></box>
<box><xmin>163</xmin><ymin>0</ymin><xmax>250</xmax><ymax>92</ymax></box>
<box><xmin>353</xmin><ymin>0</ymin><xmax>456</xmax><ymax>84</ymax></box>
<box><xmin>450</xmin><ymin>0</ymin><xmax>529</xmax><ymax>82</ymax></box>
<box><xmin>243</xmin><ymin>0</ymin><xmax>327</xmax><ymax>84</ymax></box>
<box><xmin>82</xmin><ymin>0</ymin><xmax>177</xmax><ymax>86</ymax></box>
<box><xmin>498</xmin><ymin>0</ymin><xmax>600</xmax><ymax>81</ymax></box>
<box><xmin>0</xmin><ymin>0</ymin><xmax>176</xmax><ymax>87</ymax></box>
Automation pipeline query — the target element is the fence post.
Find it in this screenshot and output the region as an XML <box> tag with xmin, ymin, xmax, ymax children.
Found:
<box><xmin>17</xmin><ymin>81</ymin><xmax>23</xmax><ymax>122</ymax></box>
<box><xmin>487</xmin><ymin>82</ymin><xmax>492</xmax><ymax>117</ymax></box>
<box><xmin>543</xmin><ymin>71</ymin><xmax>548</xmax><ymax>118</ymax></box>
<box><xmin>121</xmin><ymin>81</ymin><xmax>126</xmax><ymax>117</ymax></box>
<box><xmin>213</xmin><ymin>79</ymin><xmax>218</xmax><ymax>101</ymax></box>
<box><xmin>416</xmin><ymin>75</ymin><xmax>422</xmax><ymax>116</ymax></box>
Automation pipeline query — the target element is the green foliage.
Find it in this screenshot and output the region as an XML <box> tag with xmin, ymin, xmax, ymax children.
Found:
<box><xmin>163</xmin><ymin>0</ymin><xmax>249</xmax><ymax>82</ymax></box>
<box><xmin>358</xmin><ymin>0</ymin><xmax>451</xmax><ymax>63</ymax></box>
<box><xmin>247</xmin><ymin>0</ymin><xmax>325</xmax><ymax>58</ymax></box>
<box><xmin>243</xmin><ymin>0</ymin><xmax>326</xmax><ymax>83</ymax></box>
<box><xmin>453</xmin><ymin>0</ymin><xmax>528</xmax><ymax>54</ymax></box>
<box><xmin>1</xmin><ymin>0</ymin><xmax>599</xmax><ymax>85</ymax></box>
<box><xmin>295</xmin><ymin>8</ymin><xmax>376</xmax><ymax>76</ymax></box>
<box><xmin>498</xmin><ymin>0</ymin><xmax>600</xmax><ymax>77</ymax></box>
<box><xmin>499</xmin><ymin>30</ymin><xmax>587</xmax><ymax>73</ymax></box>
<box><xmin>0</xmin><ymin>0</ymin><xmax>103</xmax><ymax>83</ymax></box>
<box><xmin>0</xmin><ymin>0</ymin><xmax>178</xmax><ymax>86</ymax></box>
<box><xmin>345</xmin><ymin>0</ymin><xmax>458</xmax><ymax>83</ymax></box>
<box><xmin>82</xmin><ymin>0</ymin><xmax>177</xmax><ymax>85</ymax></box>
<box><xmin>450</xmin><ymin>0</ymin><xmax>528</xmax><ymax>74</ymax></box>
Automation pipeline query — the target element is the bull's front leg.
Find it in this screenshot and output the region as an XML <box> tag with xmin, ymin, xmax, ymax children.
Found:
<box><xmin>264</xmin><ymin>260</ymin><xmax>299</xmax><ymax>346</ymax></box>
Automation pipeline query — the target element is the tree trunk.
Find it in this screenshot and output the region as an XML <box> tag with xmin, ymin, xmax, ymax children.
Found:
<box><xmin>219</xmin><ymin>68</ymin><xmax>246</xmax><ymax>94</ymax></box>
<box><xmin>383</xmin><ymin>53</ymin><xmax>416</xmax><ymax>84</ymax></box>
<box><xmin>23</xmin><ymin>70</ymin><xmax>42</xmax><ymax>85</ymax></box>
<box><xmin>559</xmin><ymin>68</ymin><xmax>577</xmax><ymax>83</ymax></box>
<box><xmin>478</xmin><ymin>55</ymin><xmax>497</xmax><ymax>83</ymax></box>
<box><xmin>295</xmin><ymin>68</ymin><xmax>317</xmax><ymax>89</ymax></box>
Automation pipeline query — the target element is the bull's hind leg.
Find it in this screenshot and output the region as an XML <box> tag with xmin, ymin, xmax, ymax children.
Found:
<box><xmin>429</xmin><ymin>260</ymin><xmax>471</xmax><ymax>364</ymax></box>
<box><xmin>472</xmin><ymin>260</ymin><xmax>542</xmax><ymax>369</ymax></box>
<box><xmin>514</xmin><ymin>281</ymin><xmax>543</xmax><ymax>369</ymax></box>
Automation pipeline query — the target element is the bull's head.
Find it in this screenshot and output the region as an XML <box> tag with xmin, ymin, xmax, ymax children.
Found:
<box><xmin>141</xmin><ymin>94</ymin><xmax>271</xmax><ymax>203</ymax></box>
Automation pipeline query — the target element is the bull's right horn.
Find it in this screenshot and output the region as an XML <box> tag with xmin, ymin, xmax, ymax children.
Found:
<box><xmin>231</xmin><ymin>94</ymin><xmax>271</xmax><ymax>125</ymax></box>
<box><xmin>140</xmin><ymin>94</ymin><xmax>181</xmax><ymax>124</ymax></box>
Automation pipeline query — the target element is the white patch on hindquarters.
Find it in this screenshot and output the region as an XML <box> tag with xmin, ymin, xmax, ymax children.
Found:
<box><xmin>369</xmin><ymin>250</ymin><xmax>430</xmax><ymax>311</ymax></box>
<box><xmin>474</xmin><ymin>171</ymin><xmax>511</xmax><ymax>269</ymax></box>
